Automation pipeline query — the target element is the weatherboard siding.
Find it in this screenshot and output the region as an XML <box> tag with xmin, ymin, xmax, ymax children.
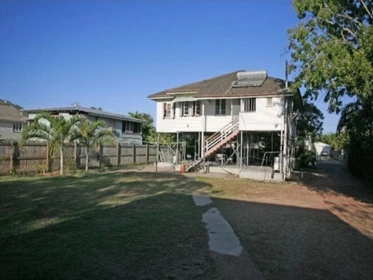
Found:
<box><xmin>27</xmin><ymin>113</ymin><xmax>142</xmax><ymax>144</ymax></box>
<box><xmin>239</xmin><ymin>97</ymin><xmax>284</xmax><ymax>131</ymax></box>
<box><xmin>156</xmin><ymin>97</ymin><xmax>287</xmax><ymax>133</ymax></box>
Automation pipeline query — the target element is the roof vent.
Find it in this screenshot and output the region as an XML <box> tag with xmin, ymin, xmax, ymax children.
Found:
<box><xmin>233</xmin><ymin>70</ymin><xmax>267</xmax><ymax>88</ymax></box>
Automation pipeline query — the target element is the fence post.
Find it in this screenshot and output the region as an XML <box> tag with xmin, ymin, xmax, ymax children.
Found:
<box><xmin>116</xmin><ymin>144</ymin><xmax>121</xmax><ymax>167</ymax></box>
<box><xmin>9</xmin><ymin>142</ymin><xmax>15</xmax><ymax>172</ymax></box>
<box><xmin>46</xmin><ymin>141</ymin><xmax>50</xmax><ymax>172</ymax></box>
<box><xmin>133</xmin><ymin>144</ymin><xmax>136</xmax><ymax>164</ymax></box>
<box><xmin>145</xmin><ymin>144</ymin><xmax>149</xmax><ymax>164</ymax></box>
<box><xmin>74</xmin><ymin>142</ymin><xmax>79</xmax><ymax>168</ymax></box>
<box><xmin>99</xmin><ymin>144</ymin><xmax>103</xmax><ymax>168</ymax></box>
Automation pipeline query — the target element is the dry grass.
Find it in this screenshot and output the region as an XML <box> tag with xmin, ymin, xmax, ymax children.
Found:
<box><xmin>194</xmin><ymin>175</ymin><xmax>373</xmax><ymax>279</ymax></box>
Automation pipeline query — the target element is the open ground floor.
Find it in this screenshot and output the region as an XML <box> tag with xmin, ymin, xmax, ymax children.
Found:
<box><xmin>156</xmin><ymin>130</ymin><xmax>293</xmax><ymax>181</ymax></box>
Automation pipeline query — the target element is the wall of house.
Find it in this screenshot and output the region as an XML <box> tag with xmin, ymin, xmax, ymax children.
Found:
<box><xmin>85</xmin><ymin>115</ymin><xmax>142</xmax><ymax>144</ymax></box>
<box><xmin>156</xmin><ymin>100</ymin><xmax>237</xmax><ymax>133</ymax></box>
<box><xmin>156</xmin><ymin>97</ymin><xmax>287</xmax><ymax>133</ymax></box>
<box><xmin>0</xmin><ymin>121</ymin><xmax>22</xmax><ymax>141</ymax></box>
<box><xmin>239</xmin><ymin>97</ymin><xmax>284</xmax><ymax>131</ymax></box>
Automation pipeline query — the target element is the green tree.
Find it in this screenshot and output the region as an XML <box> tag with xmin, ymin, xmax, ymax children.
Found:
<box><xmin>71</xmin><ymin>120</ymin><xmax>116</xmax><ymax>173</ymax></box>
<box><xmin>288</xmin><ymin>0</ymin><xmax>373</xmax><ymax>113</ymax></box>
<box><xmin>128</xmin><ymin>111</ymin><xmax>155</xmax><ymax>143</ymax></box>
<box><xmin>296</xmin><ymin>100</ymin><xmax>324</xmax><ymax>138</ymax></box>
<box><xmin>21</xmin><ymin>112</ymin><xmax>82</xmax><ymax>175</ymax></box>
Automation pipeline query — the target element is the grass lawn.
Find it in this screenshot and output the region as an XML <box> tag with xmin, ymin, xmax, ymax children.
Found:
<box><xmin>1</xmin><ymin>169</ymin><xmax>373</xmax><ymax>279</ymax></box>
<box><xmin>0</xmin><ymin>171</ymin><xmax>218</xmax><ymax>280</ymax></box>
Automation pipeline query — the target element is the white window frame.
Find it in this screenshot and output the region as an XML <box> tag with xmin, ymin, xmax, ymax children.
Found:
<box><xmin>215</xmin><ymin>99</ymin><xmax>226</xmax><ymax>115</ymax></box>
<box><xmin>13</xmin><ymin>123</ymin><xmax>22</xmax><ymax>133</ymax></box>
<box><xmin>193</xmin><ymin>101</ymin><xmax>201</xmax><ymax>116</ymax></box>
<box><xmin>181</xmin><ymin>102</ymin><xmax>190</xmax><ymax>117</ymax></box>
<box><xmin>163</xmin><ymin>103</ymin><xmax>172</xmax><ymax>118</ymax></box>
<box><xmin>267</xmin><ymin>97</ymin><xmax>273</xmax><ymax>107</ymax></box>
<box><xmin>243</xmin><ymin>98</ymin><xmax>256</xmax><ymax>112</ymax></box>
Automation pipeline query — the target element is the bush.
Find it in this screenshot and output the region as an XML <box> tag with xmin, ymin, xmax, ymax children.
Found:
<box><xmin>295</xmin><ymin>140</ymin><xmax>316</xmax><ymax>168</ymax></box>
<box><xmin>64</xmin><ymin>159</ymin><xmax>78</xmax><ymax>175</ymax></box>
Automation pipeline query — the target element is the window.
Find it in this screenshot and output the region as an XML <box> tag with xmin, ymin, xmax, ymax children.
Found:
<box><xmin>181</xmin><ymin>102</ymin><xmax>190</xmax><ymax>117</ymax></box>
<box><xmin>215</xmin><ymin>99</ymin><xmax>226</xmax><ymax>115</ymax></box>
<box><xmin>13</xmin><ymin>123</ymin><xmax>22</xmax><ymax>132</ymax></box>
<box><xmin>122</xmin><ymin>121</ymin><xmax>133</xmax><ymax>133</ymax></box>
<box><xmin>267</xmin><ymin>97</ymin><xmax>273</xmax><ymax>107</ymax></box>
<box><xmin>133</xmin><ymin>123</ymin><xmax>141</xmax><ymax>133</ymax></box>
<box><xmin>163</xmin><ymin>103</ymin><xmax>172</xmax><ymax>118</ymax></box>
<box><xmin>123</xmin><ymin>121</ymin><xmax>141</xmax><ymax>134</ymax></box>
<box><xmin>244</xmin><ymin>98</ymin><xmax>256</xmax><ymax>112</ymax></box>
<box><xmin>193</xmin><ymin>101</ymin><xmax>201</xmax><ymax>116</ymax></box>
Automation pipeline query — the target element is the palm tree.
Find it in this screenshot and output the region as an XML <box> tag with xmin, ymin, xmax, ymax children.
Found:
<box><xmin>337</xmin><ymin>97</ymin><xmax>373</xmax><ymax>136</ymax></box>
<box><xmin>71</xmin><ymin>119</ymin><xmax>116</xmax><ymax>173</ymax></box>
<box><xmin>21</xmin><ymin>112</ymin><xmax>82</xmax><ymax>175</ymax></box>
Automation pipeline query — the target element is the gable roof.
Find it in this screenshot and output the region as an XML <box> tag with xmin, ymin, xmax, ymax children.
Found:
<box><xmin>22</xmin><ymin>105</ymin><xmax>142</xmax><ymax>123</ymax></box>
<box><xmin>0</xmin><ymin>101</ymin><xmax>24</xmax><ymax>122</ymax></box>
<box><xmin>148</xmin><ymin>70</ymin><xmax>288</xmax><ymax>100</ymax></box>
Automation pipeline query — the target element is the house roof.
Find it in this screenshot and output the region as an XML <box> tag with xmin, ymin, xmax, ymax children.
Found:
<box><xmin>0</xmin><ymin>101</ymin><xmax>24</xmax><ymax>122</ymax></box>
<box><xmin>22</xmin><ymin>105</ymin><xmax>143</xmax><ymax>123</ymax></box>
<box><xmin>148</xmin><ymin>70</ymin><xmax>289</xmax><ymax>100</ymax></box>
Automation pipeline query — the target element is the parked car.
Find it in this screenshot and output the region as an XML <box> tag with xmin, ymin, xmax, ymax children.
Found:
<box><xmin>320</xmin><ymin>151</ymin><xmax>329</xmax><ymax>157</ymax></box>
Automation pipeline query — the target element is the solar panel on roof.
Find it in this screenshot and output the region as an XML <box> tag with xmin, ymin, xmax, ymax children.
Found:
<box><xmin>232</xmin><ymin>70</ymin><xmax>267</xmax><ymax>88</ymax></box>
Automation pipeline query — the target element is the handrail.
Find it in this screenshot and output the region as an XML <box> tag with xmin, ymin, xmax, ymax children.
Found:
<box><xmin>205</xmin><ymin>117</ymin><xmax>239</xmax><ymax>142</ymax></box>
<box><xmin>204</xmin><ymin>117</ymin><xmax>240</xmax><ymax>154</ymax></box>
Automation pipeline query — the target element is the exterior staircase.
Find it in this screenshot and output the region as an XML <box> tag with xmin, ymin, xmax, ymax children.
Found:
<box><xmin>186</xmin><ymin>117</ymin><xmax>239</xmax><ymax>172</ymax></box>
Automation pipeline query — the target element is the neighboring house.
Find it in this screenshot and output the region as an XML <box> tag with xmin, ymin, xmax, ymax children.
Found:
<box><xmin>0</xmin><ymin>101</ymin><xmax>25</xmax><ymax>142</ymax></box>
<box><xmin>314</xmin><ymin>142</ymin><xmax>331</xmax><ymax>156</ymax></box>
<box><xmin>22</xmin><ymin>104</ymin><xmax>143</xmax><ymax>144</ymax></box>
<box><xmin>148</xmin><ymin>70</ymin><xmax>300</xmax><ymax>176</ymax></box>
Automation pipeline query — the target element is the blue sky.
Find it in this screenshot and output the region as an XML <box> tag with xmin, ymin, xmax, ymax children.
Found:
<box><xmin>1</xmin><ymin>0</ymin><xmax>338</xmax><ymax>132</ymax></box>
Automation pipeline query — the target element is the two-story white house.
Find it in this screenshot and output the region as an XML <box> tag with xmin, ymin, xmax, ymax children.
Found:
<box><xmin>22</xmin><ymin>104</ymin><xmax>143</xmax><ymax>145</ymax></box>
<box><xmin>148</xmin><ymin>70</ymin><xmax>298</xmax><ymax>177</ymax></box>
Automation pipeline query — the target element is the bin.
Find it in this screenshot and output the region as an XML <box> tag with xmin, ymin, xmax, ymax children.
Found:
<box><xmin>180</xmin><ymin>164</ymin><xmax>186</xmax><ymax>173</ymax></box>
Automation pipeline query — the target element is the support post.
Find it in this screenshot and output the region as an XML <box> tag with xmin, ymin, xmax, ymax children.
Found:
<box><xmin>176</xmin><ymin>131</ymin><xmax>179</xmax><ymax>164</ymax></box>
<box><xmin>271</xmin><ymin>132</ymin><xmax>274</xmax><ymax>152</ymax></box>
<box><xmin>283</xmin><ymin>99</ymin><xmax>288</xmax><ymax>179</ymax></box>
<box><xmin>197</xmin><ymin>132</ymin><xmax>201</xmax><ymax>160</ymax></box>
<box><xmin>201</xmin><ymin>131</ymin><xmax>205</xmax><ymax>159</ymax></box>
<box><xmin>240</xmin><ymin>131</ymin><xmax>243</xmax><ymax>170</ymax></box>
<box><xmin>156</xmin><ymin>133</ymin><xmax>159</xmax><ymax>172</ymax></box>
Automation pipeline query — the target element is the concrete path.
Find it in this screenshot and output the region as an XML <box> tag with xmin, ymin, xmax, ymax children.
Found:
<box><xmin>202</xmin><ymin>207</ymin><xmax>243</xmax><ymax>256</ymax></box>
<box><xmin>192</xmin><ymin>194</ymin><xmax>263</xmax><ymax>280</ymax></box>
<box><xmin>193</xmin><ymin>195</ymin><xmax>213</xmax><ymax>206</ymax></box>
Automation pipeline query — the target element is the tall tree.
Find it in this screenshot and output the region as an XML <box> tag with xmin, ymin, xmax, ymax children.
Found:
<box><xmin>71</xmin><ymin>119</ymin><xmax>116</xmax><ymax>173</ymax></box>
<box><xmin>288</xmin><ymin>0</ymin><xmax>373</xmax><ymax>113</ymax></box>
<box><xmin>296</xmin><ymin>101</ymin><xmax>324</xmax><ymax>138</ymax></box>
<box><xmin>128</xmin><ymin>111</ymin><xmax>155</xmax><ymax>143</ymax></box>
<box><xmin>21</xmin><ymin>113</ymin><xmax>82</xmax><ymax>175</ymax></box>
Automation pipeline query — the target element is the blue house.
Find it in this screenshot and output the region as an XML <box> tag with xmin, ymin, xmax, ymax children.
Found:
<box><xmin>22</xmin><ymin>104</ymin><xmax>143</xmax><ymax>144</ymax></box>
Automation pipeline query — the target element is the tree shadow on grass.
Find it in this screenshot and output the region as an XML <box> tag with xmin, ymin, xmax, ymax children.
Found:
<box><xmin>214</xmin><ymin>197</ymin><xmax>373</xmax><ymax>280</ymax></box>
<box><xmin>1</xmin><ymin>171</ymin><xmax>373</xmax><ymax>279</ymax></box>
<box><xmin>0</xmin><ymin>171</ymin><xmax>219</xmax><ymax>280</ymax></box>
<box><xmin>0</xmin><ymin>171</ymin><xmax>214</xmax><ymax>233</ymax></box>
<box><xmin>293</xmin><ymin>159</ymin><xmax>373</xmax><ymax>204</ymax></box>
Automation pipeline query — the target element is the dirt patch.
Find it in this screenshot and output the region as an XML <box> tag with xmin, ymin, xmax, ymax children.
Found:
<box><xmin>193</xmin><ymin>161</ymin><xmax>373</xmax><ymax>279</ymax></box>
